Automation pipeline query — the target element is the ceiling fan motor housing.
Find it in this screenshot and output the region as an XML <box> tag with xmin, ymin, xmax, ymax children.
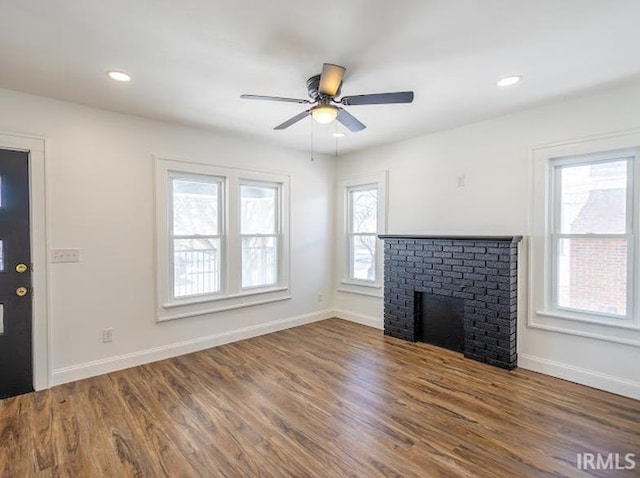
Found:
<box><xmin>306</xmin><ymin>74</ymin><xmax>342</xmax><ymax>100</ymax></box>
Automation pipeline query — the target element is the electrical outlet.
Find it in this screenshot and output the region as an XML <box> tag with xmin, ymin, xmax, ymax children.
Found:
<box><xmin>317</xmin><ymin>292</ymin><xmax>324</xmax><ymax>303</ymax></box>
<box><xmin>102</xmin><ymin>328</ymin><xmax>113</xmax><ymax>343</ymax></box>
<box><xmin>51</xmin><ymin>249</ymin><xmax>81</xmax><ymax>263</ymax></box>
<box><xmin>456</xmin><ymin>175</ymin><xmax>466</xmax><ymax>188</ymax></box>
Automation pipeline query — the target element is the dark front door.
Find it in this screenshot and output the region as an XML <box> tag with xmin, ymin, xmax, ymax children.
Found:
<box><xmin>0</xmin><ymin>149</ymin><xmax>33</xmax><ymax>399</ymax></box>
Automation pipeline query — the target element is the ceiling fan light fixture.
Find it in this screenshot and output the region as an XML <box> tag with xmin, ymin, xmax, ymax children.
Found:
<box><xmin>311</xmin><ymin>105</ymin><xmax>338</xmax><ymax>124</ymax></box>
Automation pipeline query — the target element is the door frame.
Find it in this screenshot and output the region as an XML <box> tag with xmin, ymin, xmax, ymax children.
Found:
<box><xmin>0</xmin><ymin>132</ymin><xmax>49</xmax><ymax>390</ymax></box>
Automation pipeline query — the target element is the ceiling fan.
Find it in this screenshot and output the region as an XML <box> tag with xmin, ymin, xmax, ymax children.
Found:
<box><xmin>240</xmin><ymin>63</ymin><xmax>414</xmax><ymax>132</ymax></box>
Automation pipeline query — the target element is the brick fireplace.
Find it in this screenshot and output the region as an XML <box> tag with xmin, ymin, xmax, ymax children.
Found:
<box><xmin>379</xmin><ymin>235</ymin><xmax>522</xmax><ymax>370</ymax></box>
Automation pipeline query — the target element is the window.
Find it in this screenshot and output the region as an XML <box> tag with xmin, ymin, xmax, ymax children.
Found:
<box><xmin>155</xmin><ymin>158</ymin><xmax>290</xmax><ymax>321</ymax></box>
<box><xmin>338</xmin><ymin>172</ymin><xmax>387</xmax><ymax>295</ymax></box>
<box><xmin>550</xmin><ymin>155</ymin><xmax>633</xmax><ymax>319</ymax></box>
<box><xmin>531</xmin><ymin>133</ymin><xmax>640</xmax><ymax>342</ymax></box>
<box><xmin>240</xmin><ymin>182</ymin><xmax>279</xmax><ymax>288</ymax></box>
<box><xmin>348</xmin><ymin>185</ymin><xmax>378</xmax><ymax>282</ymax></box>
<box><xmin>170</xmin><ymin>174</ymin><xmax>223</xmax><ymax>299</ymax></box>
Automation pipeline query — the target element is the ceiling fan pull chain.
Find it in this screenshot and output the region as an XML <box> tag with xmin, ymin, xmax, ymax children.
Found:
<box><xmin>310</xmin><ymin>117</ymin><xmax>315</xmax><ymax>162</ymax></box>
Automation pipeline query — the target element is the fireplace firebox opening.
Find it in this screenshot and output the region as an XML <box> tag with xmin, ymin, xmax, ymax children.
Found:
<box><xmin>415</xmin><ymin>292</ymin><xmax>465</xmax><ymax>353</ymax></box>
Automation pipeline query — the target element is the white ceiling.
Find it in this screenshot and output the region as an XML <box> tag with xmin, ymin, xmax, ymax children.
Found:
<box><xmin>1</xmin><ymin>0</ymin><xmax>640</xmax><ymax>154</ymax></box>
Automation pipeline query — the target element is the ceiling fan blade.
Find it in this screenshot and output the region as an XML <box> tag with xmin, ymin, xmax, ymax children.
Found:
<box><xmin>274</xmin><ymin>110</ymin><xmax>310</xmax><ymax>130</ymax></box>
<box><xmin>241</xmin><ymin>94</ymin><xmax>310</xmax><ymax>104</ymax></box>
<box><xmin>341</xmin><ymin>91</ymin><xmax>414</xmax><ymax>106</ymax></box>
<box><xmin>319</xmin><ymin>63</ymin><xmax>346</xmax><ymax>96</ymax></box>
<box><xmin>337</xmin><ymin>108</ymin><xmax>366</xmax><ymax>132</ymax></box>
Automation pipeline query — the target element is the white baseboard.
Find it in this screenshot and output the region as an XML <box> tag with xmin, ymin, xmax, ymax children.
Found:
<box><xmin>52</xmin><ymin>309</ymin><xmax>334</xmax><ymax>386</ymax></box>
<box><xmin>519</xmin><ymin>354</ymin><xmax>640</xmax><ymax>400</ymax></box>
<box><xmin>334</xmin><ymin>309</ymin><xmax>383</xmax><ymax>330</ymax></box>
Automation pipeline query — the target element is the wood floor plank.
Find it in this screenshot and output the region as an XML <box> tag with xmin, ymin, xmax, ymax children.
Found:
<box><xmin>153</xmin><ymin>357</ymin><xmax>274</xmax><ymax>476</ymax></box>
<box><xmin>171</xmin><ymin>352</ymin><xmax>339</xmax><ymax>476</ymax></box>
<box><xmin>0</xmin><ymin>414</ymin><xmax>37</xmax><ymax>477</ymax></box>
<box><xmin>27</xmin><ymin>390</ymin><xmax>55</xmax><ymax>472</ymax></box>
<box><xmin>108</xmin><ymin>371</ymin><xmax>204</xmax><ymax>477</ymax></box>
<box><xmin>0</xmin><ymin>392</ymin><xmax>33</xmax><ymax>421</ymax></box>
<box><xmin>83</xmin><ymin>374</ymin><xmax>167</xmax><ymax>477</ymax></box>
<box><xmin>1</xmin><ymin>318</ymin><xmax>638</xmax><ymax>477</ymax></box>
<box><xmin>50</xmin><ymin>380</ymin><xmax>124</xmax><ymax>477</ymax></box>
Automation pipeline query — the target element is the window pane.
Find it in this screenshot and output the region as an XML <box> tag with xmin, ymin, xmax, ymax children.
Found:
<box><xmin>350</xmin><ymin>235</ymin><xmax>376</xmax><ymax>281</ymax></box>
<box><xmin>557</xmin><ymin>238</ymin><xmax>627</xmax><ymax>316</ymax></box>
<box><xmin>241</xmin><ymin>185</ymin><xmax>276</xmax><ymax>234</ymax></box>
<box><xmin>559</xmin><ymin>160</ymin><xmax>627</xmax><ymax>234</ymax></box>
<box><xmin>242</xmin><ymin>236</ymin><xmax>277</xmax><ymax>288</ymax></box>
<box><xmin>172</xmin><ymin>178</ymin><xmax>219</xmax><ymax>235</ymax></box>
<box><xmin>350</xmin><ymin>187</ymin><xmax>377</xmax><ymax>233</ymax></box>
<box><xmin>173</xmin><ymin>238</ymin><xmax>221</xmax><ymax>297</ymax></box>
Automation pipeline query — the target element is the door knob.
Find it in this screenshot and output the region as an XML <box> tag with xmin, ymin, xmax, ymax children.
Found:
<box><xmin>15</xmin><ymin>264</ymin><xmax>28</xmax><ymax>273</ymax></box>
<box><xmin>16</xmin><ymin>287</ymin><xmax>28</xmax><ymax>297</ymax></box>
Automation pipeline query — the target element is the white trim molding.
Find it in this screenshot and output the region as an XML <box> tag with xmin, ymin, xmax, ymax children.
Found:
<box><xmin>0</xmin><ymin>132</ymin><xmax>50</xmax><ymax>391</ymax></box>
<box><xmin>334</xmin><ymin>309</ymin><xmax>383</xmax><ymax>330</ymax></box>
<box><xmin>52</xmin><ymin>309</ymin><xmax>333</xmax><ymax>386</ymax></box>
<box><xmin>160</xmin><ymin>293</ymin><xmax>292</xmax><ymax>322</ymax></box>
<box><xmin>336</xmin><ymin>287</ymin><xmax>382</xmax><ymax>299</ymax></box>
<box><xmin>519</xmin><ymin>353</ymin><xmax>640</xmax><ymax>400</ymax></box>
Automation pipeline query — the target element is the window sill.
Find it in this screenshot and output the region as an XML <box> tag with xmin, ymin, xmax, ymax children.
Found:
<box><xmin>340</xmin><ymin>279</ymin><xmax>381</xmax><ymax>289</ymax></box>
<box><xmin>163</xmin><ymin>286</ymin><xmax>289</xmax><ymax>309</ymax></box>
<box><xmin>158</xmin><ymin>287</ymin><xmax>290</xmax><ymax>322</ymax></box>
<box><xmin>535</xmin><ymin>309</ymin><xmax>639</xmax><ymax>331</ymax></box>
<box><xmin>338</xmin><ymin>280</ymin><xmax>382</xmax><ymax>298</ymax></box>
<box><xmin>529</xmin><ymin>309</ymin><xmax>640</xmax><ymax>347</ymax></box>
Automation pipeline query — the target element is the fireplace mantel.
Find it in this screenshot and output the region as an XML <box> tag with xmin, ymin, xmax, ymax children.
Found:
<box><xmin>379</xmin><ymin>234</ymin><xmax>523</xmax><ymax>242</ymax></box>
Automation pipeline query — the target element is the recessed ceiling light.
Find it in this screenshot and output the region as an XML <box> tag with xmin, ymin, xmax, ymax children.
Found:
<box><xmin>333</xmin><ymin>132</ymin><xmax>346</xmax><ymax>138</ymax></box>
<box><xmin>497</xmin><ymin>75</ymin><xmax>522</xmax><ymax>87</ymax></box>
<box><xmin>106</xmin><ymin>70</ymin><xmax>131</xmax><ymax>82</ymax></box>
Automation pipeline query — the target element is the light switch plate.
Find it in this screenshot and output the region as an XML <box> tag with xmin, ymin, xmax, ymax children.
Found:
<box><xmin>51</xmin><ymin>249</ymin><xmax>81</xmax><ymax>263</ymax></box>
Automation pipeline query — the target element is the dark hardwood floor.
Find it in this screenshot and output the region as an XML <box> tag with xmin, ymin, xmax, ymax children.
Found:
<box><xmin>1</xmin><ymin>318</ymin><xmax>639</xmax><ymax>477</ymax></box>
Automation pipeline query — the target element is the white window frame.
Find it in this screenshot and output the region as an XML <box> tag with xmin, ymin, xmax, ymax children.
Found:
<box><xmin>169</xmin><ymin>172</ymin><xmax>225</xmax><ymax>301</ymax></box>
<box><xmin>337</xmin><ymin>171</ymin><xmax>387</xmax><ymax>297</ymax></box>
<box><xmin>347</xmin><ymin>183</ymin><xmax>379</xmax><ymax>283</ymax></box>
<box><xmin>239</xmin><ymin>180</ymin><xmax>282</xmax><ymax>290</ymax></box>
<box><xmin>155</xmin><ymin>157</ymin><xmax>290</xmax><ymax>322</ymax></box>
<box><xmin>530</xmin><ymin>130</ymin><xmax>640</xmax><ymax>347</ymax></box>
<box><xmin>549</xmin><ymin>152</ymin><xmax>635</xmax><ymax>323</ymax></box>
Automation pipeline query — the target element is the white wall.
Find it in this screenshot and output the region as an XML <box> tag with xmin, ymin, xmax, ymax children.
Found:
<box><xmin>335</xmin><ymin>81</ymin><xmax>640</xmax><ymax>399</ymax></box>
<box><xmin>0</xmin><ymin>88</ymin><xmax>336</xmax><ymax>385</ymax></box>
